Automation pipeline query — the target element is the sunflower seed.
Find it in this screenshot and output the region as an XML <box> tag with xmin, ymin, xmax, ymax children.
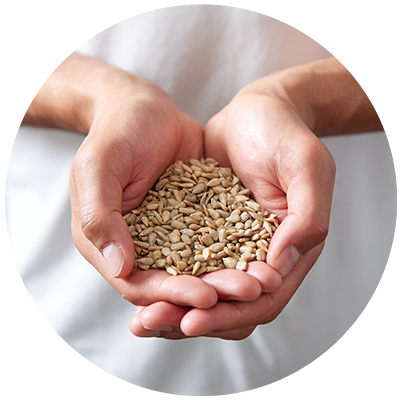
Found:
<box><xmin>124</xmin><ymin>159</ymin><xmax>279</xmax><ymax>277</ymax></box>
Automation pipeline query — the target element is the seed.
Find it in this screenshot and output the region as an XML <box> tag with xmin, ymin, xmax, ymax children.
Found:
<box><xmin>219</xmin><ymin>228</ymin><xmax>227</xmax><ymax>242</ymax></box>
<box><xmin>171</xmin><ymin>220</ymin><xmax>187</xmax><ymax>230</ymax></box>
<box><xmin>236</xmin><ymin>260</ymin><xmax>247</xmax><ymax>271</ymax></box>
<box><xmin>177</xmin><ymin>261</ymin><xmax>188</xmax><ymax>271</ymax></box>
<box><xmin>155</xmin><ymin>258</ymin><xmax>167</xmax><ymax>268</ymax></box>
<box><xmin>194</xmin><ymin>266</ymin><xmax>207</xmax><ymax>276</ymax></box>
<box><xmin>162</xmin><ymin>210</ymin><xmax>171</xmax><ymax>222</ymax></box>
<box><xmin>201</xmin><ymin>234</ymin><xmax>214</xmax><ymax>247</ymax></box>
<box><xmin>226</xmin><ymin>214</ymin><xmax>241</xmax><ymax>223</ymax></box>
<box><xmin>202</xmin><ymin>248</ymin><xmax>211</xmax><ymax>261</ymax></box>
<box><xmin>136</xmin><ymin>258</ymin><xmax>154</xmax><ymax>266</ymax></box>
<box><xmin>179</xmin><ymin>207</ymin><xmax>196</xmax><ymax>215</ymax></box>
<box><xmin>166</xmin><ymin>266</ymin><xmax>179</xmax><ymax>276</ymax></box>
<box><xmin>124</xmin><ymin>159</ymin><xmax>279</xmax><ymax>277</ymax></box>
<box><xmin>222</xmin><ymin>257</ymin><xmax>238</xmax><ymax>269</ymax></box>
<box><xmin>148</xmin><ymin>232</ymin><xmax>157</xmax><ymax>247</ymax></box>
<box><xmin>209</xmin><ymin>242</ymin><xmax>225</xmax><ymax>253</ymax></box>
<box><xmin>192</xmin><ymin>261</ymin><xmax>201</xmax><ymax>275</ymax></box>
<box><xmin>256</xmin><ymin>248</ymin><xmax>266</xmax><ymax>261</ymax></box>
<box><xmin>139</xmin><ymin>227</ymin><xmax>153</xmax><ymax>236</ymax></box>
<box><xmin>180</xmin><ymin>248</ymin><xmax>192</xmax><ymax>258</ymax></box>
<box><xmin>170</xmin><ymin>242</ymin><xmax>186</xmax><ymax>251</ymax></box>
<box><xmin>207</xmin><ymin>178</ymin><xmax>221</xmax><ymax>187</ymax></box>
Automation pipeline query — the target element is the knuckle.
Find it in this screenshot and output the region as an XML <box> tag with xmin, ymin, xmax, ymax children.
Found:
<box><xmin>79</xmin><ymin>207</ymin><xmax>105</xmax><ymax>246</ymax></box>
<box><xmin>313</xmin><ymin>220</ymin><xmax>330</xmax><ymax>242</ymax></box>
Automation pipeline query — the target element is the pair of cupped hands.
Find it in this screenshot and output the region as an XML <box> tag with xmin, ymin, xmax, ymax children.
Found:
<box><xmin>69</xmin><ymin>59</ymin><xmax>336</xmax><ymax>340</ymax></box>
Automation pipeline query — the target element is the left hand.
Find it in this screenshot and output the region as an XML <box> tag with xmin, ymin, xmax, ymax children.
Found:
<box><xmin>129</xmin><ymin>64</ymin><xmax>337</xmax><ymax>340</ymax></box>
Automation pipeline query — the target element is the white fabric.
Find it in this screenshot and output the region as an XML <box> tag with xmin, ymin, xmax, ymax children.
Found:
<box><xmin>6</xmin><ymin>5</ymin><xmax>396</xmax><ymax>396</ymax></box>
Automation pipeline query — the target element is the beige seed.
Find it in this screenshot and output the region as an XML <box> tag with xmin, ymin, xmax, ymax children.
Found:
<box><xmin>166</xmin><ymin>266</ymin><xmax>179</xmax><ymax>276</ymax></box>
<box><xmin>180</xmin><ymin>248</ymin><xmax>192</xmax><ymax>258</ymax></box>
<box><xmin>136</xmin><ymin>258</ymin><xmax>154</xmax><ymax>266</ymax></box>
<box><xmin>222</xmin><ymin>257</ymin><xmax>238</xmax><ymax>269</ymax></box>
<box><xmin>171</xmin><ymin>220</ymin><xmax>187</xmax><ymax>230</ymax></box>
<box><xmin>177</xmin><ymin>261</ymin><xmax>188</xmax><ymax>271</ymax></box>
<box><xmin>256</xmin><ymin>248</ymin><xmax>266</xmax><ymax>261</ymax></box>
<box><xmin>192</xmin><ymin>261</ymin><xmax>201</xmax><ymax>275</ymax></box>
<box><xmin>162</xmin><ymin>210</ymin><xmax>171</xmax><ymax>222</ymax></box>
<box><xmin>170</xmin><ymin>242</ymin><xmax>186</xmax><ymax>251</ymax></box>
<box><xmin>236</xmin><ymin>260</ymin><xmax>247</xmax><ymax>271</ymax></box>
<box><xmin>161</xmin><ymin>247</ymin><xmax>171</xmax><ymax>257</ymax></box>
<box><xmin>124</xmin><ymin>159</ymin><xmax>278</xmax><ymax>277</ymax></box>
<box><xmin>202</xmin><ymin>248</ymin><xmax>211</xmax><ymax>261</ymax></box>
<box><xmin>169</xmin><ymin>230</ymin><xmax>181</xmax><ymax>244</ymax></box>
<box><xmin>179</xmin><ymin>207</ymin><xmax>196</xmax><ymax>215</ymax></box>
<box><xmin>207</xmin><ymin>178</ymin><xmax>221</xmax><ymax>187</ymax></box>
<box><xmin>148</xmin><ymin>232</ymin><xmax>157</xmax><ymax>247</ymax></box>
<box><xmin>146</xmin><ymin>203</ymin><xmax>159</xmax><ymax>210</ymax></box>
<box><xmin>171</xmin><ymin>251</ymin><xmax>181</xmax><ymax>264</ymax></box>
<box><xmin>240</xmin><ymin>253</ymin><xmax>256</xmax><ymax>262</ymax></box>
<box><xmin>218</xmin><ymin>228</ymin><xmax>227</xmax><ymax>242</ymax></box>
<box><xmin>133</xmin><ymin>240</ymin><xmax>150</xmax><ymax>249</ymax></box>
<box><xmin>192</xmin><ymin>183</ymin><xmax>206</xmax><ymax>194</ymax></box>
<box><xmin>226</xmin><ymin>214</ymin><xmax>241</xmax><ymax>223</ymax></box>
<box><xmin>194</xmin><ymin>266</ymin><xmax>207</xmax><ymax>276</ymax></box>
<box><xmin>155</xmin><ymin>258</ymin><xmax>167</xmax><ymax>268</ymax></box>
<box><xmin>239</xmin><ymin>245</ymin><xmax>254</xmax><ymax>254</ymax></box>
<box><xmin>209</xmin><ymin>242</ymin><xmax>225</xmax><ymax>253</ymax></box>
<box><xmin>201</xmin><ymin>234</ymin><xmax>214</xmax><ymax>247</ymax></box>
<box><xmin>139</xmin><ymin>227</ymin><xmax>154</xmax><ymax>236</ymax></box>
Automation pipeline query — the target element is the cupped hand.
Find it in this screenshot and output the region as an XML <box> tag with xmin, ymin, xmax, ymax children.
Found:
<box><xmin>129</xmin><ymin>245</ymin><xmax>321</xmax><ymax>340</ymax></box>
<box><xmin>69</xmin><ymin>71</ymin><xmax>221</xmax><ymax>308</ymax></box>
<box><xmin>129</xmin><ymin>71</ymin><xmax>336</xmax><ymax>339</ymax></box>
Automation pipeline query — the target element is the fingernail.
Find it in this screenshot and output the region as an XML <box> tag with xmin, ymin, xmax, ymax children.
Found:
<box><xmin>276</xmin><ymin>246</ymin><xmax>301</xmax><ymax>277</ymax></box>
<box><xmin>139</xmin><ymin>330</ymin><xmax>161</xmax><ymax>338</ymax></box>
<box><xmin>102</xmin><ymin>243</ymin><xmax>124</xmax><ymax>277</ymax></box>
<box><xmin>184</xmin><ymin>330</ymin><xmax>211</xmax><ymax>337</ymax></box>
<box><xmin>143</xmin><ymin>325</ymin><xmax>172</xmax><ymax>332</ymax></box>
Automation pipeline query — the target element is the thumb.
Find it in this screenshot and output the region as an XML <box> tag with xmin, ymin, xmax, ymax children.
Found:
<box><xmin>266</xmin><ymin>143</ymin><xmax>336</xmax><ymax>277</ymax></box>
<box><xmin>70</xmin><ymin>152</ymin><xmax>136</xmax><ymax>280</ymax></box>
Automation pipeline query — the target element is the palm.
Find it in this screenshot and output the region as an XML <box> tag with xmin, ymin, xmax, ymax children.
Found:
<box><xmin>205</xmin><ymin>95</ymin><xmax>307</xmax><ymax>222</ymax></box>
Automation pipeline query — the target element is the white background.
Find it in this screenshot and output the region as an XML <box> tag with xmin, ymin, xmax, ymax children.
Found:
<box><xmin>5</xmin><ymin>5</ymin><xmax>397</xmax><ymax>395</ymax></box>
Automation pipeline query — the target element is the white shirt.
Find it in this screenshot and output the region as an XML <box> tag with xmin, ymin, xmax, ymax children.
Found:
<box><xmin>6</xmin><ymin>5</ymin><xmax>396</xmax><ymax>395</ymax></box>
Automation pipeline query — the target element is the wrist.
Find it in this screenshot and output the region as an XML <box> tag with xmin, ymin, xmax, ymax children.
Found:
<box><xmin>23</xmin><ymin>53</ymin><xmax>161</xmax><ymax>135</ymax></box>
<box><xmin>237</xmin><ymin>57</ymin><xmax>381</xmax><ymax>136</ymax></box>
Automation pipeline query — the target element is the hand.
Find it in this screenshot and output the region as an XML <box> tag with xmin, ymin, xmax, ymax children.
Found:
<box><xmin>129</xmin><ymin>246</ymin><xmax>321</xmax><ymax>340</ymax></box>
<box><xmin>129</xmin><ymin>59</ymin><xmax>340</xmax><ymax>339</ymax></box>
<box><xmin>67</xmin><ymin>56</ymin><xmax>225</xmax><ymax>307</ymax></box>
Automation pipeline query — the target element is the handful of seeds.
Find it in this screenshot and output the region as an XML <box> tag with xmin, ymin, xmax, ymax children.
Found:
<box><xmin>123</xmin><ymin>158</ymin><xmax>279</xmax><ymax>276</ymax></box>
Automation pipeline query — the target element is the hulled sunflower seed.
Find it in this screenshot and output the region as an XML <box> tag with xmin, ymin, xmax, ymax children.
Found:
<box><xmin>124</xmin><ymin>159</ymin><xmax>279</xmax><ymax>276</ymax></box>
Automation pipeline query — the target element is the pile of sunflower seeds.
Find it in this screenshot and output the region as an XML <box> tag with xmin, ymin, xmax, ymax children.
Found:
<box><xmin>123</xmin><ymin>158</ymin><xmax>279</xmax><ymax>276</ymax></box>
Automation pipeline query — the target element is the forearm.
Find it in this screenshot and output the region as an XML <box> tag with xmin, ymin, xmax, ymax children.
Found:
<box><xmin>241</xmin><ymin>57</ymin><xmax>383</xmax><ymax>136</ymax></box>
<box><xmin>22</xmin><ymin>52</ymin><xmax>151</xmax><ymax>134</ymax></box>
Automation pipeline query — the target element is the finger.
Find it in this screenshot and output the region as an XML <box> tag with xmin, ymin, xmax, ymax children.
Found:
<box><xmin>124</xmin><ymin>269</ymin><xmax>218</xmax><ymax>308</ymax></box>
<box><xmin>200</xmin><ymin>269</ymin><xmax>262</xmax><ymax>301</ymax></box>
<box><xmin>139</xmin><ymin>301</ymin><xmax>190</xmax><ymax>332</ymax></box>
<box><xmin>181</xmin><ymin>248</ymin><xmax>320</xmax><ymax>336</ymax></box>
<box><xmin>180</xmin><ymin>296</ymin><xmax>273</xmax><ymax>336</ymax></box>
<box><xmin>130</xmin><ymin>303</ymin><xmax>256</xmax><ymax>340</ymax></box>
<box><xmin>245</xmin><ymin>261</ymin><xmax>282</xmax><ymax>293</ymax></box>
<box><xmin>70</xmin><ymin>139</ymin><xmax>137</xmax><ymax>279</ymax></box>
<box><xmin>129</xmin><ymin>306</ymin><xmax>152</xmax><ymax>337</ymax></box>
<box><xmin>266</xmin><ymin>135</ymin><xmax>336</xmax><ymax>277</ymax></box>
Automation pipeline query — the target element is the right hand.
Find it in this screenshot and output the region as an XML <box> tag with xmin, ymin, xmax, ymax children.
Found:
<box><xmin>67</xmin><ymin>56</ymin><xmax>221</xmax><ymax>308</ymax></box>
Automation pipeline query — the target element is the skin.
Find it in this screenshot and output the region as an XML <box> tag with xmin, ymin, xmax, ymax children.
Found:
<box><xmin>23</xmin><ymin>53</ymin><xmax>382</xmax><ymax>340</ymax></box>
